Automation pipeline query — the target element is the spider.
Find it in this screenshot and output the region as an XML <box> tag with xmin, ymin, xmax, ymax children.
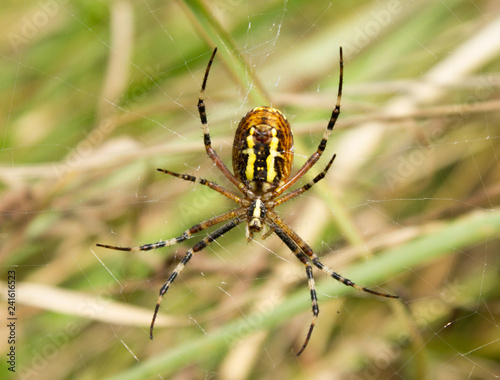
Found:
<box><xmin>97</xmin><ymin>47</ymin><xmax>398</xmax><ymax>356</ymax></box>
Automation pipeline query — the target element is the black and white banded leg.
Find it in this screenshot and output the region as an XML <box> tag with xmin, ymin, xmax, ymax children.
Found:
<box><xmin>157</xmin><ymin>168</ymin><xmax>244</xmax><ymax>204</ymax></box>
<box><xmin>196</xmin><ymin>48</ymin><xmax>249</xmax><ymax>194</ymax></box>
<box><xmin>272</xmin><ymin>224</ymin><xmax>319</xmax><ymax>356</ymax></box>
<box><xmin>150</xmin><ymin>215</ymin><xmax>246</xmax><ymax>338</ymax></box>
<box><xmin>274</xmin><ymin>154</ymin><xmax>336</xmax><ymax>207</ymax></box>
<box><xmin>96</xmin><ymin>208</ymin><xmax>245</xmax><ymax>252</ymax></box>
<box><xmin>267</xmin><ymin>211</ymin><xmax>398</xmax><ymax>354</ymax></box>
<box><xmin>269</xmin><ymin>211</ymin><xmax>398</xmax><ymax>299</ymax></box>
<box><xmin>272</xmin><ymin>47</ymin><xmax>343</xmax><ymax>198</ymax></box>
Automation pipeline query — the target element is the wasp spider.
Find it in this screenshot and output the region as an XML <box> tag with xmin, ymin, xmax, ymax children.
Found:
<box><xmin>97</xmin><ymin>47</ymin><xmax>398</xmax><ymax>356</ymax></box>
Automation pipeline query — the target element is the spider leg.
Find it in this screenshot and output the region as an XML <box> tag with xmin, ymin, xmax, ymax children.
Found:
<box><xmin>150</xmin><ymin>215</ymin><xmax>246</xmax><ymax>338</ymax></box>
<box><xmin>272</xmin><ymin>47</ymin><xmax>343</xmax><ymax>198</ymax></box>
<box><xmin>274</xmin><ymin>154</ymin><xmax>336</xmax><ymax>207</ymax></box>
<box><xmin>266</xmin><ymin>211</ymin><xmax>397</xmax><ymax>355</ymax></box>
<box><xmin>96</xmin><ymin>207</ymin><xmax>246</xmax><ymax>251</ymax></box>
<box><xmin>197</xmin><ymin>48</ymin><xmax>251</xmax><ymax>197</ymax></box>
<box><xmin>157</xmin><ymin>169</ymin><xmax>244</xmax><ymax>204</ymax></box>
<box><xmin>309</xmin><ymin>258</ymin><xmax>399</xmax><ymax>298</ymax></box>
<box><xmin>268</xmin><ymin>210</ymin><xmax>398</xmax><ymax>297</ymax></box>
<box><xmin>271</xmin><ymin>223</ymin><xmax>319</xmax><ymax>356</ymax></box>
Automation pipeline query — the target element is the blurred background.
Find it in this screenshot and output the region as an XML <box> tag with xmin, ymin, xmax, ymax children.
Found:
<box><xmin>1</xmin><ymin>0</ymin><xmax>500</xmax><ymax>379</ymax></box>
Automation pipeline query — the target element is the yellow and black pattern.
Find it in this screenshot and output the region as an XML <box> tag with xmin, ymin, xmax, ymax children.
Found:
<box><xmin>232</xmin><ymin>107</ymin><xmax>293</xmax><ymax>194</ymax></box>
<box><xmin>97</xmin><ymin>46</ymin><xmax>398</xmax><ymax>356</ymax></box>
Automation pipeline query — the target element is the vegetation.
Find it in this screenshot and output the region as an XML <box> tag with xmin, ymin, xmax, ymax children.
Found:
<box><xmin>1</xmin><ymin>0</ymin><xmax>499</xmax><ymax>379</ymax></box>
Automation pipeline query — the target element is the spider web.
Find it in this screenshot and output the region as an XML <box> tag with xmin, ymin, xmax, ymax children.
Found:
<box><xmin>1</xmin><ymin>0</ymin><xmax>500</xmax><ymax>379</ymax></box>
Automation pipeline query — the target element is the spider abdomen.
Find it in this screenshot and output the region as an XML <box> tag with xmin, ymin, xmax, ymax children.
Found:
<box><xmin>232</xmin><ymin>107</ymin><xmax>294</xmax><ymax>194</ymax></box>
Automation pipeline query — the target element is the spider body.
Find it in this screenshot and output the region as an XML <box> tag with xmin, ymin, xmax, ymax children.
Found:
<box><xmin>97</xmin><ymin>47</ymin><xmax>397</xmax><ymax>356</ymax></box>
<box><xmin>233</xmin><ymin>106</ymin><xmax>294</xmax><ymax>239</ymax></box>
<box><xmin>232</xmin><ymin>106</ymin><xmax>294</xmax><ymax>195</ymax></box>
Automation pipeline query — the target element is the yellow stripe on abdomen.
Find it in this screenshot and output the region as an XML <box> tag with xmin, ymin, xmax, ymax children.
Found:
<box><xmin>243</xmin><ymin>127</ymin><xmax>256</xmax><ymax>180</ymax></box>
<box><xmin>266</xmin><ymin>128</ymin><xmax>282</xmax><ymax>183</ymax></box>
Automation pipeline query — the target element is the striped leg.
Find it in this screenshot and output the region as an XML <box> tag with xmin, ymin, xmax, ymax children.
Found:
<box><xmin>96</xmin><ymin>207</ymin><xmax>245</xmax><ymax>251</ymax></box>
<box><xmin>274</xmin><ymin>154</ymin><xmax>336</xmax><ymax>207</ymax></box>
<box><xmin>267</xmin><ymin>211</ymin><xmax>397</xmax><ymax>355</ymax></box>
<box><xmin>272</xmin><ymin>225</ymin><xmax>319</xmax><ymax>356</ymax></box>
<box><xmin>157</xmin><ymin>168</ymin><xmax>243</xmax><ymax>204</ymax></box>
<box><xmin>197</xmin><ymin>48</ymin><xmax>249</xmax><ymax>195</ymax></box>
<box><xmin>268</xmin><ymin>211</ymin><xmax>397</xmax><ymax>298</ymax></box>
<box><xmin>150</xmin><ymin>215</ymin><xmax>246</xmax><ymax>338</ymax></box>
<box><xmin>309</xmin><ymin>258</ymin><xmax>399</xmax><ymax>297</ymax></box>
<box><xmin>272</xmin><ymin>47</ymin><xmax>343</xmax><ymax>198</ymax></box>
<box><xmin>268</xmin><ymin>210</ymin><xmax>398</xmax><ymax>296</ymax></box>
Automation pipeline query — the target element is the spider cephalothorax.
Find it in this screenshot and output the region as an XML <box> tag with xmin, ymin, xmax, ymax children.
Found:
<box><xmin>97</xmin><ymin>47</ymin><xmax>397</xmax><ymax>356</ymax></box>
